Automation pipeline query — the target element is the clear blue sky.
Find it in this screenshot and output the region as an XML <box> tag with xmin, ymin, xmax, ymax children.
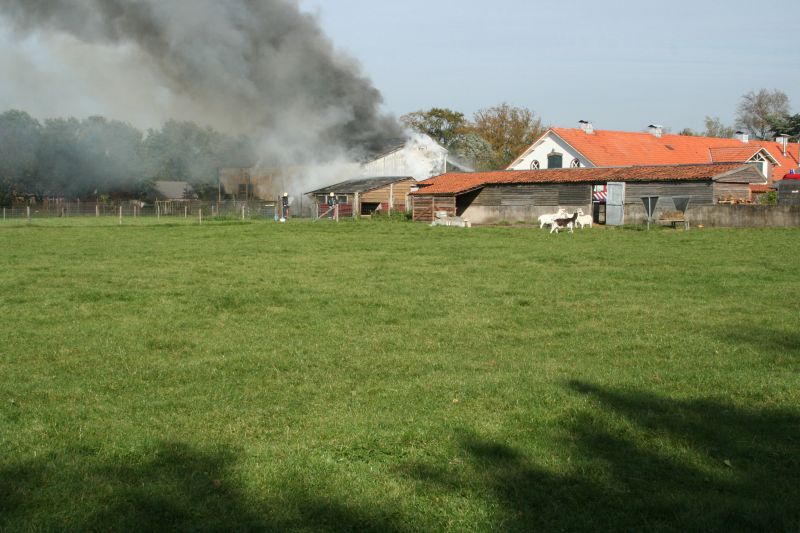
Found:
<box><xmin>1</xmin><ymin>1</ymin><xmax>797</xmax><ymax>135</ymax></box>
<box><xmin>300</xmin><ymin>0</ymin><xmax>800</xmax><ymax>133</ymax></box>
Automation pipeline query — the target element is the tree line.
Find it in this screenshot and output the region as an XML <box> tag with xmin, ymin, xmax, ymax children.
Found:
<box><xmin>2</xmin><ymin>89</ymin><xmax>795</xmax><ymax>206</ymax></box>
<box><xmin>0</xmin><ymin>110</ymin><xmax>255</xmax><ymax>206</ymax></box>
<box><xmin>680</xmin><ymin>89</ymin><xmax>798</xmax><ymax>139</ymax></box>
<box><xmin>401</xmin><ymin>103</ymin><xmax>546</xmax><ymax>171</ymax></box>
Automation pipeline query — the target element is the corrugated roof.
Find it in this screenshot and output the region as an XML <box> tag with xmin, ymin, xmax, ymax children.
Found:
<box><xmin>412</xmin><ymin>163</ymin><xmax>762</xmax><ymax>196</ymax></box>
<box><xmin>306</xmin><ymin>176</ymin><xmax>413</xmax><ymax>195</ymax></box>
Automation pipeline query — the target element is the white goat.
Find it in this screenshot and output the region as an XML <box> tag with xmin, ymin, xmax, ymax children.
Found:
<box><xmin>575</xmin><ymin>208</ymin><xmax>593</xmax><ymax>229</ymax></box>
<box><xmin>537</xmin><ymin>208</ymin><xmax>568</xmax><ymax>229</ymax></box>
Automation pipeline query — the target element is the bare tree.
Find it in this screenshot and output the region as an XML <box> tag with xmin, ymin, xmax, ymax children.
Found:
<box><xmin>736</xmin><ymin>89</ymin><xmax>790</xmax><ymax>140</ymax></box>
<box><xmin>703</xmin><ymin>116</ymin><xmax>736</xmax><ymax>138</ymax></box>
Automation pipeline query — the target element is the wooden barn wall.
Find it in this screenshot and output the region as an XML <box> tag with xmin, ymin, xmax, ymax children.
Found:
<box><xmin>412</xmin><ymin>195</ymin><xmax>456</xmax><ymax>221</ymax></box>
<box><xmin>624</xmin><ymin>181</ymin><xmax>714</xmax><ymax>207</ymax></box>
<box><xmin>470</xmin><ymin>184</ymin><xmax>591</xmax><ymax>207</ymax></box>
<box><xmin>714</xmin><ymin>183</ymin><xmax>751</xmax><ymax>202</ymax></box>
<box><xmin>361</xmin><ymin>179</ymin><xmax>415</xmax><ymax>209</ymax></box>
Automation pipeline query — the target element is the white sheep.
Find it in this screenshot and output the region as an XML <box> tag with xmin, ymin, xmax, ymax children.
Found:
<box><xmin>575</xmin><ymin>208</ymin><xmax>593</xmax><ymax>229</ymax></box>
<box><xmin>537</xmin><ymin>208</ymin><xmax>567</xmax><ymax>229</ymax></box>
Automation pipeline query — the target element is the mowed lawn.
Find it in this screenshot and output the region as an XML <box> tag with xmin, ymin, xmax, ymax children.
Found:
<box><xmin>1</xmin><ymin>218</ymin><xmax>798</xmax><ymax>532</ymax></box>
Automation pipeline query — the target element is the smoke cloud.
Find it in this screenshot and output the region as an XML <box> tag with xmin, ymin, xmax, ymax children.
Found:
<box><xmin>0</xmin><ymin>0</ymin><xmax>403</xmax><ymax>174</ymax></box>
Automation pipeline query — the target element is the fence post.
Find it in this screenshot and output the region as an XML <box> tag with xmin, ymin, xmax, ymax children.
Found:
<box><xmin>242</xmin><ymin>204</ymin><xmax>245</xmax><ymax>220</ymax></box>
<box><xmin>3</xmin><ymin>208</ymin><xmax>5</xmax><ymax>220</ymax></box>
<box><xmin>95</xmin><ymin>204</ymin><xmax>99</xmax><ymax>217</ymax></box>
<box><xmin>119</xmin><ymin>206</ymin><xmax>123</xmax><ymax>225</ymax></box>
<box><xmin>27</xmin><ymin>206</ymin><xmax>31</xmax><ymax>221</ymax></box>
<box><xmin>157</xmin><ymin>203</ymin><xmax>160</xmax><ymax>220</ymax></box>
<box><xmin>199</xmin><ymin>208</ymin><xmax>202</xmax><ymax>225</ymax></box>
<box><xmin>185</xmin><ymin>205</ymin><xmax>188</xmax><ymax>218</ymax></box>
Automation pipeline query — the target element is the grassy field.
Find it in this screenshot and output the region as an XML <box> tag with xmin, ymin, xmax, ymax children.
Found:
<box><xmin>1</xmin><ymin>217</ymin><xmax>798</xmax><ymax>532</ymax></box>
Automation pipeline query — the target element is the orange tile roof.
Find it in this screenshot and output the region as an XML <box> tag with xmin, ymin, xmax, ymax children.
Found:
<box><xmin>412</xmin><ymin>163</ymin><xmax>753</xmax><ymax>196</ymax></box>
<box><xmin>515</xmin><ymin>128</ymin><xmax>800</xmax><ymax>180</ymax></box>
<box><xmin>708</xmin><ymin>146</ymin><xmax>762</xmax><ymax>162</ymax></box>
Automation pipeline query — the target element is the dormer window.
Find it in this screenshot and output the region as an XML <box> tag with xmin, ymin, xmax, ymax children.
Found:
<box><xmin>748</xmin><ymin>152</ymin><xmax>769</xmax><ymax>177</ymax></box>
<box><xmin>530</xmin><ymin>160</ymin><xmax>540</xmax><ymax>170</ymax></box>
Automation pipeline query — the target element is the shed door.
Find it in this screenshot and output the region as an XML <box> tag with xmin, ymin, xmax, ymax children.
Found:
<box><xmin>606</xmin><ymin>182</ymin><xmax>625</xmax><ymax>226</ymax></box>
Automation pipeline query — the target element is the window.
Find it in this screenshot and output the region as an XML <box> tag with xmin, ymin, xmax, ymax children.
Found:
<box><xmin>571</xmin><ymin>158</ymin><xmax>581</xmax><ymax>168</ymax></box>
<box><xmin>748</xmin><ymin>153</ymin><xmax>769</xmax><ymax>177</ymax></box>
<box><xmin>530</xmin><ymin>160</ymin><xmax>540</xmax><ymax>170</ymax></box>
<box><xmin>547</xmin><ymin>151</ymin><xmax>563</xmax><ymax>169</ymax></box>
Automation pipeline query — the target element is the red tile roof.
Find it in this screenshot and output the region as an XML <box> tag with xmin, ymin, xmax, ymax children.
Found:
<box><xmin>513</xmin><ymin>128</ymin><xmax>800</xmax><ymax>180</ymax></box>
<box><xmin>412</xmin><ymin>163</ymin><xmax>756</xmax><ymax>196</ymax></box>
<box><xmin>708</xmin><ymin>146</ymin><xmax>763</xmax><ymax>163</ymax></box>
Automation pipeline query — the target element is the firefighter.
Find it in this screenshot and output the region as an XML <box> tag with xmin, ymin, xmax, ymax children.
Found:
<box><xmin>281</xmin><ymin>192</ymin><xmax>289</xmax><ymax>220</ymax></box>
<box><xmin>327</xmin><ymin>192</ymin><xmax>337</xmax><ymax>219</ymax></box>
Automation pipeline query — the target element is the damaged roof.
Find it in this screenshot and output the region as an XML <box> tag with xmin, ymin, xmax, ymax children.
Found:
<box><xmin>411</xmin><ymin>163</ymin><xmax>765</xmax><ymax>196</ymax></box>
<box><xmin>306</xmin><ymin>176</ymin><xmax>414</xmax><ymax>195</ymax></box>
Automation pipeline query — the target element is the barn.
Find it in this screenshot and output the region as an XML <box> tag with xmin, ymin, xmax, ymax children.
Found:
<box><xmin>410</xmin><ymin>163</ymin><xmax>766</xmax><ymax>224</ymax></box>
<box><xmin>307</xmin><ymin>176</ymin><xmax>416</xmax><ymax>217</ymax></box>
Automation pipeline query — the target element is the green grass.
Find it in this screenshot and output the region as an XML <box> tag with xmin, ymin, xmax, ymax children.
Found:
<box><xmin>1</xmin><ymin>218</ymin><xmax>798</xmax><ymax>531</ymax></box>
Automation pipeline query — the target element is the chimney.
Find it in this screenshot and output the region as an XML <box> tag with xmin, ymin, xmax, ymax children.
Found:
<box><xmin>776</xmin><ymin>134</ymin><xmax>789</xmax><ymax>157</ymax></box>
<box><xmin>734</xmin><ymin>131</ymin><xmax>749</xmax><ymax>144</ymax></box>
<box><xmin>578</xmin><ymin>119</ymin><xmax>594</xmax><ymax>134</ymax></box>
<box><xmin>648</xmin><ymin>124</ymin><xmax>663</xmax><ymax>138</ymax></box>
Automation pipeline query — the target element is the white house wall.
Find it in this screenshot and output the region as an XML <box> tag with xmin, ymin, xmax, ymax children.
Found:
<box><xmin>508</xmin><ymin>134</ymin><xmax>593</xmax><ymax>170</ymax></box>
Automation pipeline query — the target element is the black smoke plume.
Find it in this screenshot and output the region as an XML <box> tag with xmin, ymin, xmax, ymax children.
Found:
<box><xmin>0</xmin><ymin>0</ymin><xmax>402</xmax><ymax>167</ymax></box>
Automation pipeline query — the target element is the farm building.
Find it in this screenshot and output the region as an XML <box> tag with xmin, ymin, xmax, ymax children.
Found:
<box><xmin>307</xmin><ymin>176</ymin><xmax>416</xmax><ymax>217</ymax></box>
<box><xmin>506</xmin><ymin>122</ymin><xmax>799</xmax><ymax>195</ymax></box>
<box><xmin>410</xmin><ymin>163</ymin><xmax>766</xmax><ymax>225</ymax></box>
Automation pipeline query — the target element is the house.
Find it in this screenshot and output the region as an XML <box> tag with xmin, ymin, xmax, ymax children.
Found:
<box><xmin>410</xmin><ymin>163</ymin><xmax>766</xmax><ymax>224</ymax></box>
<box><xmin>506</xmin><ymin>122</ymin><xmax>799</xmax><ymax>194</ymax></box>
<box><xmin>307</xmin><ymin>176</ymin><xmax>417</xmax><ymax>217</ymax></box>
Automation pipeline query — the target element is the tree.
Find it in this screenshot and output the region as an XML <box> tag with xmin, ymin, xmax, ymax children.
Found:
<box><xmin>768</xmin><ymin>113</ymin><xmax>800</xmax><ymax>138</ymax></box>
<box><xmin>449</xmin><ymin>132</ymin><xmax>494</xmax><ymax>171</ymax></box>
<box><xmin>0</xmin><ymin>110</ymin><xmax>42</xmax><ymax>205</ymax></box>
<box><xmin>736</xmin><ymin>89</ymin><xmax>790</xmax><ymax>140</ymax></box>
<box><xmin>400</xmin><ymin>108</ymin><xmax>467</xmax><ymax>149</ymax></box>
<box><xmin>470</xmin><ymin>103</ymin><xmax>546</xmax><ymax>169</ymax></box>
<box><xmin>703</xmin><ymin>116</ymin><xmax>736</xmax><ymax>139</ymax></box>
<box><xmin>678</xmin><ymin>128</ymin><xmax>696</xmax><ymax>136</ymax></box>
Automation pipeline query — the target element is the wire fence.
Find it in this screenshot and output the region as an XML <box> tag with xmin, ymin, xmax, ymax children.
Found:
<box><xmin>0</xmin><ymin>200</ymin><xmax>282</xmax><ymax>222</ymax></box>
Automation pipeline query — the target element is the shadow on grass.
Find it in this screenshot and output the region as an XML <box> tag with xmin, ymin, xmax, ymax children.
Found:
<box><xmin>0</xmin><ymin>441</ymin><xmax>404</xmax><ymax>532</ymax></box>
<box><xmin>401</xmin><ymin>381</ymin><xmax>800</xmax><ymax>531</ymax></box>
<box><xmin>718</xmin><ymin>325</ymin><xmax>800</xmax><ymax>364</ymax></box>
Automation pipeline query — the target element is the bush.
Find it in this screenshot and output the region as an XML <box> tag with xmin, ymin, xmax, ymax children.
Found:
<box><xmin>757</xmin><ymin>191</ymin><xmax>777</xmax><ymax>205</ymax></box>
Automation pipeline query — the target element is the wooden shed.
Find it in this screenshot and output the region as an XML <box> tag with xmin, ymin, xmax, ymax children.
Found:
<box><xmin>306</xmin><ymin>176</ymin><xmax>416</xmax><ymax>217</ymax></box>
<box><xmin>410</xmin><ymin>163</ymin><xmax>766</xmax><ymax>224</ymax></box>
